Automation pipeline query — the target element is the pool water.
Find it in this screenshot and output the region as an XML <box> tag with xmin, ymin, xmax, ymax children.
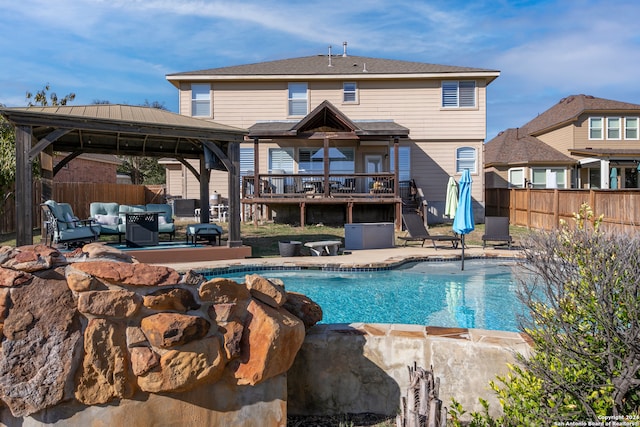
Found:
<box><xmin>218</xmin><ymin>259</ymin><xmax>529</xmax><ymax>332</ymax></box>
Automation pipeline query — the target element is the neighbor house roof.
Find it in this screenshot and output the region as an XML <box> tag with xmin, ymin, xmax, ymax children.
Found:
<box><xmin>521</xmin><ymin>94</ymin><xmax>640</xmax><ymax>136</ymax></box>
<box><xmin>166</xmin><ymin>54</ymin><xmax>500</xmax><ymax>85</ymax></box>
<box><xmin>485</xmin><ymin>128</ymin><xmax>576</xmax><ymax>167</ymax></box>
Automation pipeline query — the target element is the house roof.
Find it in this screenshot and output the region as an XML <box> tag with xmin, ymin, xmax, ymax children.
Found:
<box><xmin>484</xmin><ymin>128</ymin><xmax>576</xmax><ymax>167</ymax></box>
<box><xmin>166</xmin><ymin>54</ymin><xmax>500</xmax><ymax>84</ymax></box>
<box><xmin>521</xmin><ymin>94</ymin><xmax>640</xmax><ymax>136</ymax></box>
<box><xmin>247</xmin><ymin>100</ymin><xmax>409</xmax><ymax>139</ymax></box>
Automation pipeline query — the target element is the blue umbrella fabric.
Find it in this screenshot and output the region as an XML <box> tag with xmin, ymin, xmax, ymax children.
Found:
<box><xmin>610</xmin><ymin>167</ymin><xmax>618</xmax><ymax>189</ymax></box>
<box><xmin>453</xmin><ymin>169</ymin><xmax>474</xmax><ymax>270</ymax></box>
<box><xmin>444</xmin><ymin>176</ymin><xmax>458</xmax><ymax>218</ymax></box>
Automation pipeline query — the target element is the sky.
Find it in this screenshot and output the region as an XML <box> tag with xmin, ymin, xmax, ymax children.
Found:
<box><xmin>1</xmin><ymin>0</ymin><xmax>640</xmax><ymax>140</ymax></box>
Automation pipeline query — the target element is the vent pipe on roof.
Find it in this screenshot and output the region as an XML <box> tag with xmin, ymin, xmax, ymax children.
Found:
<box><xmin>343</xmin><ymin>41</ymin><xmax>348</xmax><ymax>57</ymax></box>
<box><xmin>363</xmin><ymin>63</ymin><xmax>368</xmax><ymax>73</ymax></box>
<box><xmin>328</xmin><ymin>45</ymin><xmax>333</xmax><ymax>67</ymax></box>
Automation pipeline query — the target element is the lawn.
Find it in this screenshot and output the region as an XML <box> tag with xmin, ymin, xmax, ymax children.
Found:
<box><xmin>0</xmin><ymin>219</ymin><xmax>531</xmax><ymax>256</ymax></box>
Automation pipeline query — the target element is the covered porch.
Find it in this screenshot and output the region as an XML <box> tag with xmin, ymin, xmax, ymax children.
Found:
<box><xmin>571</xmin><ymin>148</ymin><xmax>640</xmax><ymax>189</ymax></box>
<box><xmin>242</xmin><ymin>101</ymin><xmax>411</xmax><ymax>229</ymax></box>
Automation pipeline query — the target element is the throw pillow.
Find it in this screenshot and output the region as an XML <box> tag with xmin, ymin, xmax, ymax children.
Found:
<box><xmin>104</xmin><ymin>215</ymin><xmax>119</xmax><ymax>226</ymax></box>
<box><xmin>158</xmin><ymin>216</ymin><xmax>167</xmax><ymax>225</ymax></box>
<box><xmin>65</xmin><ymin>212</ymin><xmax>76</xmax><ymax>228</ymax></box>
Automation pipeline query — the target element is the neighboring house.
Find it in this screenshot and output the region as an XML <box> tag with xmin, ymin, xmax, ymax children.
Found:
<box><xmin>53</xmin><ymin>153</ymin><xmax>123</xmax><ymax>184</ymax></box>
<box><xmin>165</xmin><ymin>45</ymin><xmax>500</xmax><ymax>225</ymax></box>
<box><xmin>485</xmin><ymin>94</ymin><xmax>640</xmax><ymax>189</ymax></box>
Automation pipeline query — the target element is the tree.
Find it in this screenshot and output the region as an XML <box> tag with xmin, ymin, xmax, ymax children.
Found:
<box><xmin>450</xmin><ymin>204</ymin><xmax>640</xmax><ymax>425</ymax></box>
<box><xmin>26</xmin><ymin>83</ymin><xmax>75</xmax><ymax>106</ymax></box>
<box><xmin>0</xmin><ymin>85</ymin><xmax>77</xmax><ymax>218</ymax></box>
<box><xmin>115</xmin><ymin>100</ymin><xmax>167</xmax><ymax>185</ymax></box>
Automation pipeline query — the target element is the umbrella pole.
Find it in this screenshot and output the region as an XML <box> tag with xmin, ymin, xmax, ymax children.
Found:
<box><xmin>461</xmin><ymin>235</ymin><xmax>465</xmax><ymax>270</ymax></box>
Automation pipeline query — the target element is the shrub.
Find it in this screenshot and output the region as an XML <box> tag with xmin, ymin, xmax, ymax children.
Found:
<box><xmin>450</xmin><ymin>204</ymin><xmax>640</xmax><ymax>425</ymax></box>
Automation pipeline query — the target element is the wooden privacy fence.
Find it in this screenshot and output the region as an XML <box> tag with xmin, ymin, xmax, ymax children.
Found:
<box><xmin>0</xmin><ymin>182</ymin><xmax>165</xmax><ymax>235</ymax></box>
<box><xmin>486</xmin><ymin>188</ymin><xmax>640</xmax><ymax>233</ymax></box>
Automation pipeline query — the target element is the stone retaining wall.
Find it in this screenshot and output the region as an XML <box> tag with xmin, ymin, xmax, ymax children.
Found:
<box><xmin>288</xmin><ymin>323</ymin><xmax>532</xmax><ymax>418</ymax></box>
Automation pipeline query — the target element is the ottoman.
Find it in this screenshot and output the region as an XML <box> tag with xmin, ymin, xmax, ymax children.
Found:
<box><xmin>186</xmin><ymin>223</ymin><xmax>223</xmax><ymax>246</ymax></box>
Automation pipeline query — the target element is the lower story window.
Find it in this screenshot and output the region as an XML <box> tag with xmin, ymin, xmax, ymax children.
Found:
<box><xmin>456</xmin><ymin>147</ymin><xmax>476</xmax><ymax>173</ymax></box>
<box><xmin>509</xmin><ymin>168</ymin><xmax>524</xmax><ymax>188</ymax></box>
<box><xmin>531</xmin><ymin>168</ymin><xmax>566</xmax><ymax>189</ymax></box>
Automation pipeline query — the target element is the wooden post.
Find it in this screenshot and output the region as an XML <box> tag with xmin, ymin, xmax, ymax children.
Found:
<box><xmin>15</xmin><ymin>126</ymin><xmax>33</xmax><ymax>246</ymax></box>
<box><xmin>199</xmin><ymin>155</ymin><xmax>211</xmax><ymax>224</ymax></box>
<box><xmin>227</xmin><ymin>141</ymin><xmax>242</xmax><ymax>247</ymax></box>
<box><xmin>553</xmin><ymin>189</ymin><xmax>559</xmax><ymax>229</ymax></box>
<box><xmin>253</xmin><ymin>138</ymin><xmax>260</xmax><ymax>197</ymax></box>
<box><xmin>299</xmin><ymin>202</ymin><xmax>306</xmax><ymax>228</ymax></box>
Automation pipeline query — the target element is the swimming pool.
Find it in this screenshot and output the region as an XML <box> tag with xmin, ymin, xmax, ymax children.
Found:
<box><xmin>218</xmin><ymin>259</ymin><xmax>529</xmax><ymax>332</ymax></box>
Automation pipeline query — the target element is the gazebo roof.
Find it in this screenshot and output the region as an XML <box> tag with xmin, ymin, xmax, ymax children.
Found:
<box><xmin>0</xmin><ymin>104</ymin><xmax>247</xmax><ymax>158</ymax></box>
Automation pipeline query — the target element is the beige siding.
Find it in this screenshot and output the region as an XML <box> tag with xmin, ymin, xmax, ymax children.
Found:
<box><xmin>537</xmin><ymin>124</ymin><xmax>574</xmax><ymax>155</ymax></box>
<box><xmin>164</xmin><ymin>164</ymin><xmax>183</xmax><ymax>199</ymax></box>
<box><xmin>572</xmin><ymin>114</ymin><xmax>640</xmax><ymax>151</ymax></box>
<box><xmin>178</xmin><ymin>83</ymin><xmax>191</xmax><ymax>116</ymax></box>
<box><xmin>182</xmin><ymin>78</ymin><xmax>489</xmax><ymax>140</ymax></box>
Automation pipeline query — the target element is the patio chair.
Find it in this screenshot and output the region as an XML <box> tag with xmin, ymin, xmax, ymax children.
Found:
<box><xmin>482</xmin><ymin>216</ymin><xmax>513</xmax><ymax>249</ymax></box>
<box><xmin>41</xmin><ymin>200</ymin><xmax>100</xmax><ymax>248</ymax></box>
<box><xmin>398</xmin><ymin>211</ymin><xmax>460</xmax><ymax>249</ymax></box>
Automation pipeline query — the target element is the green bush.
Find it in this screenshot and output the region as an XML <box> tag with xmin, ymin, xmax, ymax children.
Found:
<box><xmin>449</xmin><ymin>204</ymin><xmax>640</xmax><ymax>425</ymax></box>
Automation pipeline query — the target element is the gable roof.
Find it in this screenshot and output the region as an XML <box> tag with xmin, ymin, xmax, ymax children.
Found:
<box><xmin>521</xmin><ymin>94</ymin><xmax>640</xmax><ymax>136</ymax></box>
<box><xmin>485</xmin><ymin>128</ymin><xmax>575</xmax><ymax>167</ymax></box>
<box><xmin>247</xmin><ymin>100</ymin><xmax>409</xmax><ymax>139</ymax></box>
<box><xmin>167</xmin><ymin>54</ymin><xmax>500</xmax><ymax>84</ymax></box>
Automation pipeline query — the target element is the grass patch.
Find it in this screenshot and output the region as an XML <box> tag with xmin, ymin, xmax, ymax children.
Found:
<box><xmin>0</xmin><ymin>220</ymin><xmax>532</xmax><ymax>256</ymax></box>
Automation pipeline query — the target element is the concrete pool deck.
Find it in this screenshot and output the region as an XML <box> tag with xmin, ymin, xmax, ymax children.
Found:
<box><xmin>157</xmin><ymin>243</ymin><xmax>523</xmax><ymax>272</ymax></box>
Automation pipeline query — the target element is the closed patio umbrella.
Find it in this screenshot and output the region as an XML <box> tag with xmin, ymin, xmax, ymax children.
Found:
<box><xmin>610</xmin><ymin>167</ymin><xmax>618</xmax><ymax>189</ymax></box>
<box><xmin>445</xmin><ymin>176</ymin><xmax>458</xmax><ymax>218</ymax></box>
<box><xmin>452</xmin><ymin>169</ymin><xmax>474</xmax><ymax>270</ymax></box>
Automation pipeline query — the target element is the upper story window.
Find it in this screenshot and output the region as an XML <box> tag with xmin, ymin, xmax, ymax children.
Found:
<box><xmin>607</xmin><ymin>117</ymin><xmax>621</xmax><ymax>139</ymax></box>
<box><xmin>288</xmin><ymin>83</ymin><xmax>308</xmax><ymax>116</ymax></box>
<box><xmin>343</xmin><ymin>82</ymin><xmax>357</xmax><ymax>103</ymax></box>
<box><xmin>456</xmin><ymin>147</ymin><xmax>476</xmax><ymax>173</ymax></box>
<box><xmin>442</xmin><ymin>81</ymin><xmax>476</xmax><ymax>108</ymax></box>
<box><xmin>625</xmin><ymin>117</ymin><xmax>639</xmax><ymax>139</ymax></box>
<box><xmin>191</xmin><ymin>83</ymin><xmax>211</xmax><ymax>117</ymax></box>
<box><xmin>589</xmin><ymin>117</ymin><xmax>603</xmax><ymax>139</ymax></box>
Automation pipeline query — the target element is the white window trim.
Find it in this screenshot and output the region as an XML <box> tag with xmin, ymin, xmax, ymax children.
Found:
<box><xmin>531</xmin><ymin>167</ymin><xmax>566</xmax><ymax>189</ymax></box>
<box><xmin>589</xmin><ymin>116</ymin><xmax>604</xmax><ymax>140</ymax></box>
<box><xmin>442</xmin><ymin>80</ymin><xmax>476</xmax><ymax>108</ymax></box>
<box><xmin>508</xmin><ymin>168</ymin><xmax>525</xmax><ymax>188</ymax></box>
<box><xmin>342</xmin><ymin>82</ymin><xmax>358</xmax><ymax>104</ymax></box>
<box><xmin>191</xmin><ymin>83</ymin><xmax>211</xmax><ymax>118</ymax></box>
<box><xmin>288</xmin><ymin>83</ymin><xmax>308</xmax><ymax>117</ymax></box>
<box><xmin>607</xmin><ymin>117</ymin><xmax>621</xmax><ymax>140</ymax></box>
<box><xmin>625</xmin><ymin>117</ymin><xmax>639</xmax><ymax>140</ymax></box>
<box><xmin>455</xmin><ymin>146</ymin><xmax>477</xmax><ymax>173</ymax></box>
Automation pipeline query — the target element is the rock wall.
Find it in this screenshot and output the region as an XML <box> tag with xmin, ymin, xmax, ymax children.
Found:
<box><xmin>0</xmin><ymin>244</ymin><xmax>321</xmax><ymax>426</ymax></box>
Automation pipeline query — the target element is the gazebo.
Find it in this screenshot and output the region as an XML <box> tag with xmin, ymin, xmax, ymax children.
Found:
<box><xmin>0</xmin><ymin>104</ymin><xmax>247</xmax><ymax>247</ymax></box>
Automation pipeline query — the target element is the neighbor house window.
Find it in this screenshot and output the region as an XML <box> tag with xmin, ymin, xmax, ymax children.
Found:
<box><xmin>442</xmin><ymin>81</ymin><xmax>476</xmax><ymax>108</ymax></box>
<box><xmin>288</xmin><ymin>83</ymin><xmax>308</xmax><ymax>116</ymax></box>
<box><xmin>589</xmin><ymin>117</ymin><xmax>603</xmax><ymax>139</ymax></box>
<box><xmin>389</xmin><ymin>147</ymin><xmax>411</xmax><ymax>181</ymax></box>
<box><xmin>532</xmin><ymin>168</ymin><xmax>566</xmax><ymax>189</ymax></box>
<box><xmin>268</xmin><ymin>148</ymin><xmax>294</xmax><ymax>173</ymax></box>
<box><xmin>625</xmin><ymin>117</ymin><xmax>639</xmax><ymax>139</ymax></box>
<box><xmin>607</xmin><ymin>117</ymin><xmax>621</xmax><ymax>139</ymax></box>
<box><xmin>509</xmin><ymin>168</ymin><xmax>524</xmax><ymax>188</ymax></box>
<box><xmin>456</xmin><ymin>147</ymin><xmax>476</xmax><ymax>173</ymax></box>
<box><xmin>343</xmin><ymin>82</ymin><xmax>357</xmax><ymax>103</ymax></box>
<box><xmin>191</xmin><ymin>83</ymin><xmax>211</xmax><ymax>117</ymax></box>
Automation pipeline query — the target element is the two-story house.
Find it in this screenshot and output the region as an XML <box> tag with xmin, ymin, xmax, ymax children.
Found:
<box><xmin>485</xmin><ymin>94</ymin><xmax>640</xmax><ymax>190</ymax></box>
<box><xmin>165</xmin><ymin>45</ymin><xmax>500</xmax><ymax>227</ymax></box>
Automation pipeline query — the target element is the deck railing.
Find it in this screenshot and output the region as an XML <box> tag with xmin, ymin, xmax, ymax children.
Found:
<box><xmin>242</xmin><ymin>173</ymin><xmax>410</xmax><ymax>199</ymax></box>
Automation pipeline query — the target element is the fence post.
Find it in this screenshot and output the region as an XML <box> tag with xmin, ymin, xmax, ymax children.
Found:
<box><xmin>554</xmin><ymin>189</ymin><xmax>559</xmax><ymax>229</ymax></box>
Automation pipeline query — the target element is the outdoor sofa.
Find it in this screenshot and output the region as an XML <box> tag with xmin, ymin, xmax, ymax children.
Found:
<box><xmin>90</xmin><ymin>202</ymin><xmax>176</xmax><ymax>242</ymax></box>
